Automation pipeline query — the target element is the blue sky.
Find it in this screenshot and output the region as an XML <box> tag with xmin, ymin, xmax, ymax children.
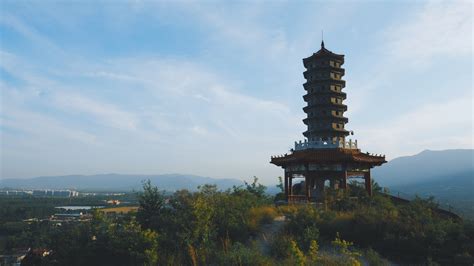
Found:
<box><xmin>0</xmin><ymin>1</ymin><xmax>472</xmax><ymax>183</ymax></box>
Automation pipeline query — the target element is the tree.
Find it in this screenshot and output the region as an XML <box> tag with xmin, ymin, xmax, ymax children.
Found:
<box><xmin>46</xmin><ymin>214</ymin><xmax>159</xmax><ymax>265</ymax></box>
<box><xmin>308</xmin><ymin>240</ymin><xmax>319</xmax><ymax>262</ymax></box>
<box><xmin>276</xmin><ymin>176</ymin><xmax>284</xmax><ymax>192</ymax></box>
<box><xmin>289</xmin><ymin>240</ymin><xmax>305</xmax><ymax>266</ymax></box>
<box><xmin>136</xmin><ymin>180</ymin><xmax>165</xmax><ymax>230</ymax></box>
<box><xmin>371</xmin><ymin>179</ymin><xmax>383</xmax><ymax>193</ymax></box>
<box><xmin>331</xmin><ymin>232</ymin><xmax>361</xmax><ymax>266</ymax></box>
<box><xmin>244</xmin><ymin>176</ymin><xmax>267</xmax><ymax>198</ymax></box>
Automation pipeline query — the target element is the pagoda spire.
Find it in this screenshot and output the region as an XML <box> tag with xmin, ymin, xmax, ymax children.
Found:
<box><xmin>321</xmin><ymin>30</ymin><xmax>325</xmax><ymax>48</ymax></box>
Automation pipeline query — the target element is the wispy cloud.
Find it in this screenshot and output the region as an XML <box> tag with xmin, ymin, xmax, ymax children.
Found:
<box><xmin>54</xmin><ymin>92</ymin><xmax>139</xmax><ymax>131</ymax></box>
<box><xmin>0</xmin><ymin>15</ymin><xmax>301</xmax><ymax>179</ymax></box>
<box><xmin>358</xmin><ymin>94</ymin><xmax>473</xmax><ymax>158</ymax></box>
<box><xmin>1</xmin><ymin>103</ymin><xmax>98</xmax><ymax>146</ymax></box>
<box><xmin>347</xmin><ymin>1</ymin><xmax>472</xmax><ymax>151</ymax></box>
<box><xmin>384</xmin><ymin>1</ymin><xmax>472</xmax><ymax>66</ymax></box>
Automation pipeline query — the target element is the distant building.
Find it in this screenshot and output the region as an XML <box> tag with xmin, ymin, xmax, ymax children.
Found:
<box><xmin>49</xmin><ymin>212</ymin><xmax>92</xmax><ymax>223</ymax></box>
<box><xmin>0</xmin><ymin>190</ymin><xmax>32</xmax><ymax>196</ymax></box>
<box><xmin>271</xmin><ymin>41</ymin><xmax>386</xmax><ymax>202</ymax></box>
<box><xmin>106</xmin><ymin>199</ymin><xmax>121</xmax><ymax>205</ymax></box>
<box><xmin>32</xmin><ymin>189</ymin><xmax>79</xmax><ymax>197</ymax></box>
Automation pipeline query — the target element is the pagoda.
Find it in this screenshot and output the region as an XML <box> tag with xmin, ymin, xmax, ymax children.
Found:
<box><xmin>271</xmin><ymin>41</ymin><xmax>386</xmax><ymax>202</ymax></box>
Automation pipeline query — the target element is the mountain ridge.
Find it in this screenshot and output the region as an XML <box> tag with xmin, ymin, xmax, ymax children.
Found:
<box><xmin>373</xmin><ymin>149</ymin><xmax>473</xmax><ymax>187</ymax></box>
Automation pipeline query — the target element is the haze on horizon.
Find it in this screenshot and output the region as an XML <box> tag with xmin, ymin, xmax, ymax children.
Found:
<box><xmin>0</xmin><ymin>1</ymin><xmax>472</xmax><ymax>183</ymax></box>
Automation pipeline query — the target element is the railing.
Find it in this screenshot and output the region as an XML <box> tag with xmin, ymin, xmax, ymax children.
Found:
<box><xmin>294</xmin><ymin>139</ymin><xmax>357</xmax><ymax>151</ymax></box>
<box><xmin>288</xmin><ymin>195</ymin><xmax>308</xmax><ymax>203</ymax></box>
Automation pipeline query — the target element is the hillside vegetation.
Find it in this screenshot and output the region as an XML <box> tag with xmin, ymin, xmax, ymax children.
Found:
<box><xmin>3</xmin><ymin>179</ymin><xmax>474</xmax><ymax>265</ymax></box>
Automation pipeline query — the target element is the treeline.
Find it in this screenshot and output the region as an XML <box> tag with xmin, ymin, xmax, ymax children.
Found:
<box><xmin>0</xmin><ymin>194</ymin><xmax>137</xmax><ymax>252</ymax></box>
<box><xmin>3</xmin><ymin>179</ymin><xmax>474</xmax><ymax>265</ymax></box>
<box><xmin>0</xmin><ymin>193</ymin><xmax>137</xmax><ymax>223</ymax></box>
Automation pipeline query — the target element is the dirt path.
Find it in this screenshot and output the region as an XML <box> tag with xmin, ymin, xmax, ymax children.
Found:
<box><xmin>256</xmin><ymin>216</ymin><xmax>286</xmax><ymax>255</ymax></box>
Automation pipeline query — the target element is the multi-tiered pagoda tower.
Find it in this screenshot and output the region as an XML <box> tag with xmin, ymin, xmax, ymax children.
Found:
<box><xmin>302</xmin><ymin>41</ymin><xmax>348</xmax><ymax>144</ymax></box>
<box><xmin>271</xmin><ymin>41</ymin><xmax>386</xmax><ymax>202</ymax></box>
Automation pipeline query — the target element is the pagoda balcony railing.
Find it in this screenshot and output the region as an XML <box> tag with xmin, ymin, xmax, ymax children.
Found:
<box><xmin>294</xmin><ymin>139</ymin><xmax>358</xmax><ymax>151</ymax></box>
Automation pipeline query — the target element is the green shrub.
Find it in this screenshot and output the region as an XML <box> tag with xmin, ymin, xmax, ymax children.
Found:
<box><xmin>364</xmin><ymin>248</ymin><xmax>389</xmax><ymax>266</ymax></box>
<box><xmin>215</xmin><ymin>242</ymin><xmax>272</xmax><ymax>266</ymax></box>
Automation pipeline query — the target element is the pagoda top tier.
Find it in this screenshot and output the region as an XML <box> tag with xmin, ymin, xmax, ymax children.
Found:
<box><xmin>303</xmin><ymin>41</ymin><xmax>344</xmax><ymax>68</ymax></box>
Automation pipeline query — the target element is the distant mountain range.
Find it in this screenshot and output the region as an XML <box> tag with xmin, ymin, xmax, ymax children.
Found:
<box><xmin>373</xmin><ymin>149</ymin><xmax>473</xmax><ymax>218</ymax></box>
<box><xmin>373</xmin><ymin>149</ymin><xmax>473</xmax><ymax>187</ymax></box>
<box><xmin>0</xmin><ymin>174</ymin><xmax>243</xmax><ymax>192</ymax></box>
<box><xmin>2</xmin><ymin>150</ymin><xmax>472</xmax><ymax>213</ymax></box>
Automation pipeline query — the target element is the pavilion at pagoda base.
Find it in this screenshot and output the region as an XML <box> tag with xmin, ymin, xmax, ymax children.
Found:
<box><xmin>271</xmin><ymin>148</ymin><xmax>386</xmax><ymax>203</ymax></box>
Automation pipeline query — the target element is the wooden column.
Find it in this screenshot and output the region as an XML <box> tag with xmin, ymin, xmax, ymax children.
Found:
<box><xmin>364</xmin><ymin>171</ymin><xmax>372</xmax><ymax>196</ymax></box>
<box><xmin>341</xmin><ymin>171</ymin><xmax>347</xmax><ymax>189</ymax></box>
<box><xmin>305</xmin><ymin>175</ymin><xmax>310</xmax><ymax>201</ymax></box>
<box><xmin>284</xmin><ymin>172</ymin><xmax>289</xmax><ymax>198</ymax></box>
<box><xmin>288</xmin><ymin>175</ymin><xmax>293</xmax><ymax>197</ymax></box>
<box><xmin>316</xmin><ymin>178</ymin><xmax>325</xmax><ymax>199</ymax></box>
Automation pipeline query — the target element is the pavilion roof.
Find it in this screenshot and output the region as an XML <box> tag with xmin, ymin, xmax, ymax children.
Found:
<box><xmin>270</xmin><ymin>148</ymin><xmax>386</xmax><ymax>167</ymax></box>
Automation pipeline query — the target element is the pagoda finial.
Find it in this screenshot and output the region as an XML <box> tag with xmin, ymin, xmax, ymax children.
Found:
<box><xmin>321</xmin><ymin>30</ymin><xmax>325</xmax><ymax>48</ymax></box>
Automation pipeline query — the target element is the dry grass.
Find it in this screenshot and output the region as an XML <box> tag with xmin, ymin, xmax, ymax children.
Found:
<box><xmin>99</xmin><ymin>206</ymin><xmax>139</xmax><ymax>214</ymax></box>
<box><xmin>248</xmin><ymin>206</ymin><xmax>279</xmax><ymax>231</ymax></box>
<box><xmin>277</xmin><ymin>204</ymin><xmax>302</xmax><ymax>217</ymax></box>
